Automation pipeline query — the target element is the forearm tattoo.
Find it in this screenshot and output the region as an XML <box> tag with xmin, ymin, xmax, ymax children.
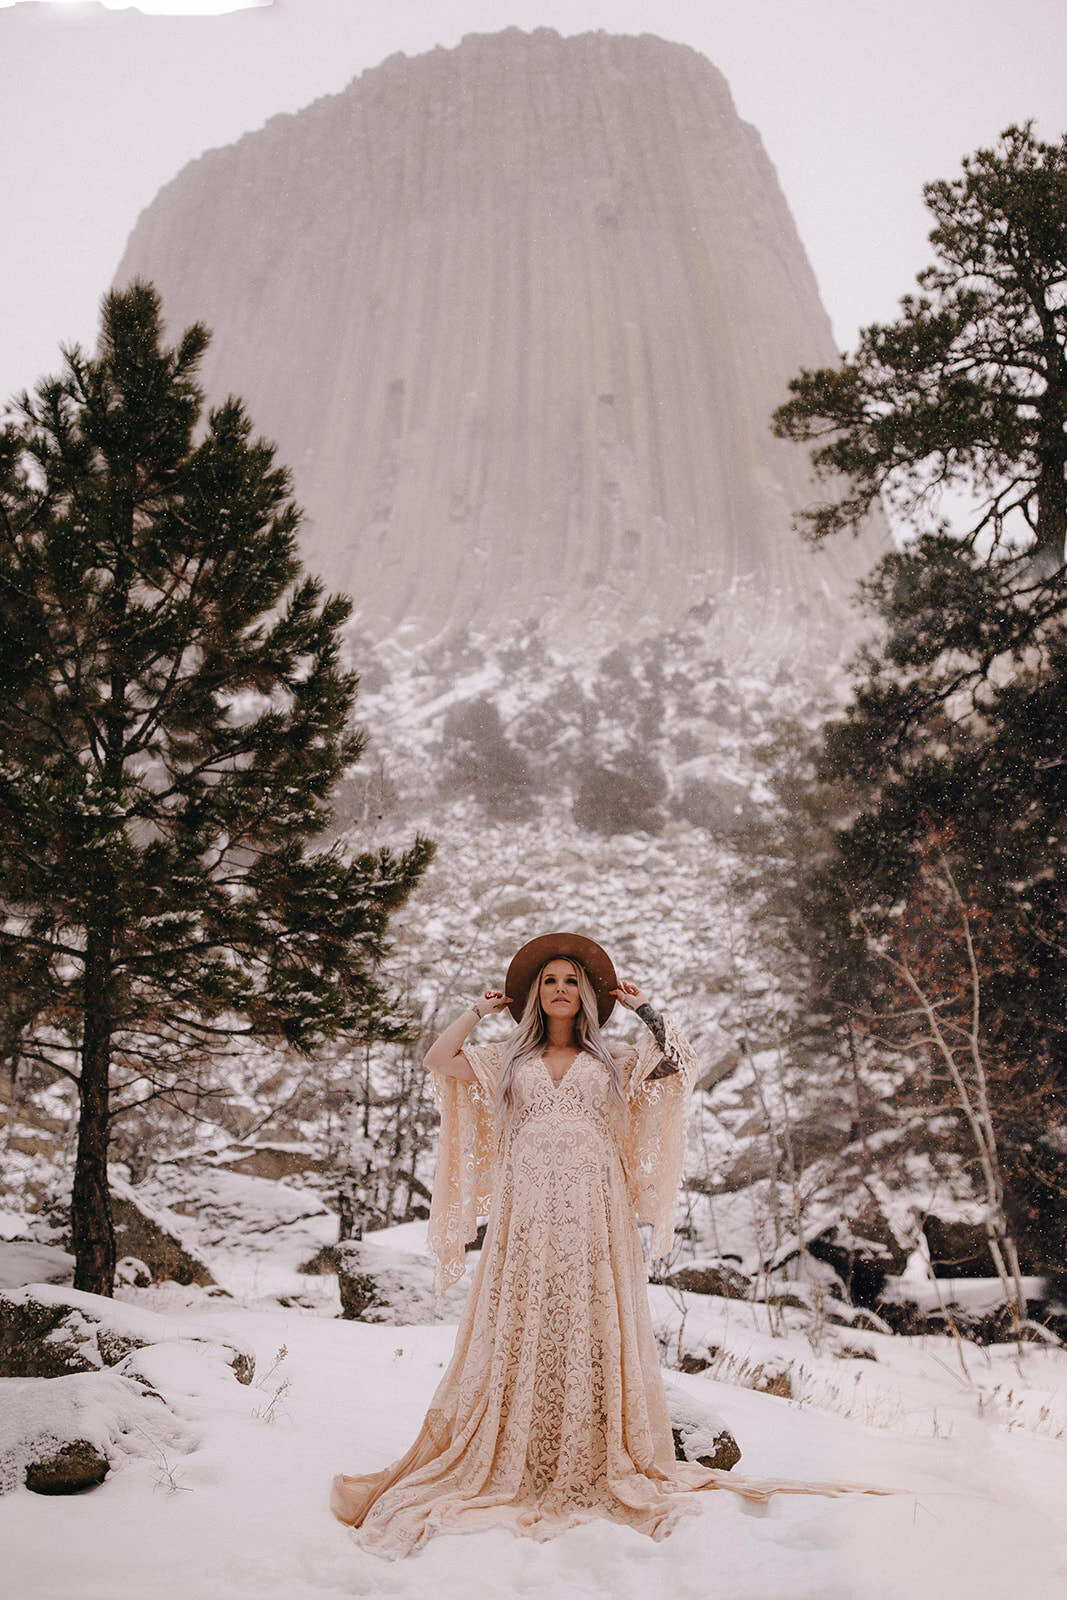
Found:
<box><xmin>635</xmin><ymin>1003</ymin><xmax>679</xmax><ymax>1078</ymax></box>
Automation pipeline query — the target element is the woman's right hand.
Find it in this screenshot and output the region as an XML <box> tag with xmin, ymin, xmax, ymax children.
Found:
<box><xmin>472</xmin><ymin>988</ymin><xmax>512</xmax><ymax>1017</ymax></box>
<box><xmin>425</xmin><ymin>990</ymin><xmax>512</xmax><ymax>1078</ymax></box>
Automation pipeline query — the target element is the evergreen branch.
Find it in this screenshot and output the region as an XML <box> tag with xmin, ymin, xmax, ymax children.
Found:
<box><xmin>108</xmin><ymin>1082</ymin><xmax>231</xmax><ymax>1121</ymax></box>
<box><xmin>157</xmin><ymin>1014</ymin><xmax>257</xmax><ymax>1038</ymax></box>
<box><xmin>10</xmin><ymin>1045</ymin><xmax>81</xmax><ymax>1085</ymax></box>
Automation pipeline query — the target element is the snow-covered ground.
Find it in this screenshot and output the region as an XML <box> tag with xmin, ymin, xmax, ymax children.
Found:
<box><xmin>4</xmin><ymin>1222</ymin><xmax>1067</xmax><ymax>1600</ymax></box>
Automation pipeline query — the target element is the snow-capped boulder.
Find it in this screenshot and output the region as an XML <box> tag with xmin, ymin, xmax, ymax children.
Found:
<box><xmin>1</xmin><ymin>1286</ymin><xmax>148</xmax><ymax>1377</ymax></box>
<box><xmin>110</xmin><ymin>1178</ymin><xmax>216</xmax><ymax>1287</ymax></box>
<box><xmin>23</xmin><ymin>1437</ymin><xmax>110</xmax><ymax>1495</ymax></box>
<box><xmin>0</xmin><ymin>1284</ymin><xmax>255</xmax><ymax>1384</ymax></box>
<box><xmin>115</xmin><ymin>1256</ymin><xmax>152</xmax><ymax>1288</ymax></box>
<box><xmin>131</xmin><ymin>1163</ymin><xmax>338</xmax><ymax>1301</ymax></box>
<box><xmin>336</xmin><ymin>1239</ymin><xmax>440</xmax><ymax>1323</ymax></box>
<box><xmin>0</xmin><ymin>1366</ymin><xmax>189</xmax><ymax>1496</ymax></box>
<box><xmin>799</xmin><ymin>1200</ymin><xmax>911</xmax><ymax>1309</ymax></box>
<box><xmin>298</xmin><ymin>1243</ymin><xmax>340</xmax><ymax>1275</ymax></box>
<box><xmin>196</xmin><ymin>1142</ymin><xmax>331</xmax><ymax>1181</ymax></box>
<box><xmin>664</xmin><ymin>1260</ymin><xmax>752</xmax><ymax>1300</ymax></box>
<box><xmin>665</xmin><ymin>1382</ymin><xmax>742</xmax><ymax>1471</ymax></box>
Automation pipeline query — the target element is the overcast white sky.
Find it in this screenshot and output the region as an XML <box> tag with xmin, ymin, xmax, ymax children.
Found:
<box><xmin>1</xmin><ymin>0</ymin><xmax>1064</xmax><ymax>401</ymax></box>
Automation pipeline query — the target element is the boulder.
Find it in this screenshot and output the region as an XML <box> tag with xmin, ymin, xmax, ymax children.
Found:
<box><xmin>876</xmin><ymin>1292</ymin><xmax>1060</xmax><ymax>1346</ymax></box>
<box><xmin>299</xmin><ymin>1243</ymin><xmax>341</xmax><ymax>1276</ymax></box>
<box><xmin>1</xmin><ymin>1365</ymin><xmax>193</xmax><ymax>1497</ymax></box>
<box><xmin>664</xmin><ymin>1261</ymin><xmax>751</xmax><ymax>1300</ymax></box>
<box><xmin>694</xmin><ymin>1046</ymin><xmax>743</xmax><ymax>1093</ymax></box>
<box><xmin>131</xmin><ymin>1164</ymin><xmax>336</xmax><ymax>1294</ymax></box>
<box><xmin>0</xmin><ymin>1284</ymin><xmax>255</xmax><ymax>1385</ymax></box>
<box><xmin>807</xmin><ymin>1203</ymin><xmax>910</xmax><ymax>1308</ymax></box>
<box><xmin>674</xmin><ymin>1425</ymin><xmax>742</xmax><ymax>1472</ymax></box>
<box><xmin>922</xmin><ymin>1215</ymin><xmax>991</xmax><ymax>1279</ymax></box>
<box><xmin>110</xmin><ymin>1179</ymin><xmax>216</xmax><ymax>1287</ymax></box>
<box><xmin>831</xmin><ymin>1305</ymin><xmax>894</xmax><ymax>1336</ymax></box>
<box><xmin>766</xmin><ymin>1291</ymin><xmax>810</xmax><ymax>1312</ymax></box>
<box><xmin>334</xmin><ymin>1238</ymin><xmax>474</xmax><ymax>1323</ymax></box>
<box><xmin>115</xmin><ymin>1257</ymin><xmax>152</xmax><ymax>1289</ymax></box>
<box><xmin>24</xmin><ymin>1439</ymin><xmax>109</xmax><ymax>1495</ymax></box>
<box><xmin>208</xmin><ymin>1143</ymin><xmax>331</xmax><ymax>1181</ymax></box>
<box><xmin>832</xmin><ymin>1340</ymin><xmax>878</xmax><ymax>1362</ymax></box>
<box><xmin>0</xmin><ymin>1288</ymin><xmax>144</xmax><ymax>1378</ymax></box>
<box><xmin>665</xmin><ymin>1383</ymin><xmax>742</xmax><ymax>1472</ymax></box>
<box><xmin>335</xmin><ymin>1240</ymin><xmax>442</xmax><ymax>1323</ymax></box>
<box><xmin>491</xmin><ymin>893</ymin><xmax>542</xmax><ymax>920</ymax></box>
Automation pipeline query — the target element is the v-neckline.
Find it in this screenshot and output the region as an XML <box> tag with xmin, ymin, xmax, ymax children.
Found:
<box><xmin>539</xmin><ymin>1049</ymin><xmax>584</xmax><ymax>1092</ymax></box>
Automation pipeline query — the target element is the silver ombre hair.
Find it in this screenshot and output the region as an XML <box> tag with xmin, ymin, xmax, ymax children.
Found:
<box><xmin>497</xmin><ymin>958</ymin><xmax>626</xmax><ymax>1120</ymax></box>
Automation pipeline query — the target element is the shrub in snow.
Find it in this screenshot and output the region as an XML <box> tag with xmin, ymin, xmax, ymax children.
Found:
<box><xmin>669</xmin><ymin>776</ymin><xmax>755</xmax><ymax>833</ymax></box>
<box><xmin>572</xmin><ymin>755</ymin><xmax>667</xmax><ymax>836</ymax></box>
<box><xmin>439</xmin><ymin>697</ymin><xmax>536</xmax><ymax>819</ymax></box>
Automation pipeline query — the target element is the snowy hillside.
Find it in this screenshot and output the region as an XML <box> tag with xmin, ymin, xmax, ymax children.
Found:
<box><xmin>4</xmin><ymin>618</ymin><xmax>1065</xmax><ymax>1596</ymax></box>
<box><xmin>3</xmin><ymin>618</ymin><xmax>1056</xmax><ymax>1314</ymax></box>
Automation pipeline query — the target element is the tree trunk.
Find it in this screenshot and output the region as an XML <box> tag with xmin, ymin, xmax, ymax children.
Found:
<box><xmin>337</xmin><ymin>1171</ymin><xmax>364</xmax><ymax>1243</ymax></box>
<box><xmin>71</xmin><ymin>929</ymin><xmax>116</xmax><ymax>1296</ymax></box>
<box><xmin>336</xmin><ymin>1060</ymin><xmax>367</xmax><ymax>1242</ymax></box>
<box><xmin>1033</xmin><ymin>429</ymin><xmax>1067</xmax><ymax>576</ymax></box>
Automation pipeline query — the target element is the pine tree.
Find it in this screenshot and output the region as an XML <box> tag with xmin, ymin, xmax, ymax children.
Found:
<box><xmin>0</xmin><ymin>282</ymin><xmax>434</xmax><ymax>1295</ymax></box>
<box><xmin>804</xmin><ymin>541</ymin><xmax>1067</xmax><ymax>1282</ymax></box>
<box><xmin>772</xmin><ymin>123</ymin><xmax>1067</xmax><ymax>575</ymax></box>
<box><xmin>770</xmin><ymin>126</ymin><xmax>1067</xmax><ymax>1290</ymax></box>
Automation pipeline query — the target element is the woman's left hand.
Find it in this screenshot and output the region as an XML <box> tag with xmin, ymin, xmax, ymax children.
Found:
<box><xmin>612</xmin><ymin>980</ymin><xmax>649</xmax><ymax>1011</ymax></box>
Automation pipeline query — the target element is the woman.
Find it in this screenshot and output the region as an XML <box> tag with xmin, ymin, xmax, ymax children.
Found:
<box><xmin>331</xmin><ymin>932</ymin><xmax>888</xmax><ymax>1556</ymax></box>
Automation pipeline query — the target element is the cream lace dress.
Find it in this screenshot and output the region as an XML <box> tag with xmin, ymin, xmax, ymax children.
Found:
<box><xmin>331</xmin><ymin>1018</ymin><xmax>889</xmax><ymax>1556</ymax></box>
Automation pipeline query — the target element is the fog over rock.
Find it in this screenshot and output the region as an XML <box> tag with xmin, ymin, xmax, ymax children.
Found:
<box><xmin>115</xmin><ymin>28</ymin><xmax>884</xmax><ymax>652</ymax></box>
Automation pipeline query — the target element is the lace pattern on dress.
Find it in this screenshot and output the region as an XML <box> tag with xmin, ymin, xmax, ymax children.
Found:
<box><xmin>619</xmin><ymin>1013</ymin><xmax>699</xmax><ymax>1259</ymax></box>
<box><xmin>426</xmin><ymin>1019</ymin><xmax>697</xmax><ymax>1290</ymax></box>
<box><xmin>426</xmin><ymin>1042</ymin><xmax>502</xmax><ymax>1294</ymax></box>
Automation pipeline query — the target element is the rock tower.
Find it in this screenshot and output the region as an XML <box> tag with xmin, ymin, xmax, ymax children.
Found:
<box><xmin>115</xmin><ymin>29</ymin><xmax>883</xmax><ymax>651</ymax></box>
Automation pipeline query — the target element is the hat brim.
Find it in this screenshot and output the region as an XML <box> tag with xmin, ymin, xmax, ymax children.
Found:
<box><xmin>505</xmin><ymin>932</ymin><xmax>618</xmax><ymax>1027</ymax></box>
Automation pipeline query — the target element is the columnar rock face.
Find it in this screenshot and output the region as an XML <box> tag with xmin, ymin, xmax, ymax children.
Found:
<box><xmin>114</xmin><ymin>28</ymin><xmax>883</xmax><ymax>650</ymax></box>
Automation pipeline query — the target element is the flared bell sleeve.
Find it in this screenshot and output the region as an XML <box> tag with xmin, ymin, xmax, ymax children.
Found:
<box><xmin>620</xmin><ymin>1013</ymin><xmax>699</xmax><ymax>1262</ymax></box>
<box><xmin>426</xmin><ymin>1041</ymin><xmax>502</xmax><ymax>1296</ymax></box>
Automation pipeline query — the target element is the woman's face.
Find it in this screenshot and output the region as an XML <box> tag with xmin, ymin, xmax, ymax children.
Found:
<box><xmin>539</xmin><ymin>959</ymin><xmax>581</xmax><ymax>1020</ymax></box>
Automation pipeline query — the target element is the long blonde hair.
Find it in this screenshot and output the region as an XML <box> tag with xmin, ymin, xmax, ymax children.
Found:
<box><xmin>497</xmin><ymin>958</ymin><xmax>626</xmax><ymax>1119</ymax></box>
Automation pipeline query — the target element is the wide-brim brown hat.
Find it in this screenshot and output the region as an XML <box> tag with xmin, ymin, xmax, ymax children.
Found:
<box><xmin>505</xmin><ymin>932</ymin><xmax>618</xmax><ymax>1026</ymax></box>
